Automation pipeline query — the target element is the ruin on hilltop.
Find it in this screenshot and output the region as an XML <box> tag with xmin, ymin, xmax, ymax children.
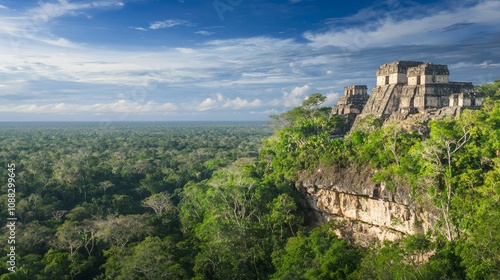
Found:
<box><xmin>329</xmin><ymin>85</ymin><xmax>369</xmax><ymax>133</ymax></box>
<box><xmin>330</xmin><ymin>61</ymin><xmax>484</xmax><ymax>133</ymax></box>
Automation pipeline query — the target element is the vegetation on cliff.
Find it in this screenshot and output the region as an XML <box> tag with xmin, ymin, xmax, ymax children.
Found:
<box><xmin>0</xmin><ymin>81</ymin><xmax>498</xmax><ymax>279</ymax></box>
<box><xmin>264</xmin><ymin>80</ymin><xmax>500</xmax><ymax>279</ymax></box>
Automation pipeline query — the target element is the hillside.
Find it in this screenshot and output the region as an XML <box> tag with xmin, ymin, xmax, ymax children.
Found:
<box><xmin>265</xmin><ymin>80</ymin><xmax>499</xmax><ymax>279</ymax></box>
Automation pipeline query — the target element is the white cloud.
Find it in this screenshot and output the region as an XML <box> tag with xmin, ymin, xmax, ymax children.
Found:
<box><xmin>197</xmin><ymin>98</ymin><xmax>218</xmax><ymax>111</ymax></box>
<box><xmin>283</xmin><ymin>85</ymin><xmax>311</xmax><ymax>107</ymax></box>
<box><xmin>196</xmin><ymin>94</ymin><xmax>263</xmax><ymax>111</ymax></box>
<box><xmin>0</xmin><ymin>0</ymin><xmax>498</xmax><ymax>121</ymax></box>
<box><xmin>290</xmin><ymin>85</ymin><xmax>310</xmax><ymax>97</ymax></box>
<box><xmin>0</xmin><ymin>100</ymin><xmax>177</xmax><ymax>114</ymax></box>
<box><xmin>149</xmin><ymin>19</ymin><xmax>193</xmax><ymax>30</ymax></box>
<box><xmin>175</xmin><ymin>47</ymin><xmax>196</xmax><ymax>54</ymax></box>
<box><xmin>304</xmin><ymin>0</ymin><xmax>500</xmax><ymax>49</ymax></box>
<box><xmin>276</xmin><ymin>86</ymin><xmax>338</xmax><ymax>108</ymax></box>
<box><xmin>27</xmin><ymin>0</ymin><xmax>125</xmax><ymax>23</ymax></box>
<box><xmin>324</xmin><ymin>93</ymin><xmax>340</xmax><ymax>106</ymax></box>
<box><xmin>0</xmin><ymin>29</ymin><xmax>305</xmax><ymax>90</ymax></box>
<box><xmin>222</xmin><ymin>97</ymin><xmax>262</xmax><ymax>109</ymax></box>
<box><xmin>131</xmin><ymin>27</ymin><xmax>148</xmax><ymax>31</ymax></box>
<box><xmin>195</xmin><ymin>30</ymin><xmax>214</xmax><ymax>36</ymax></box>
<box><xmin>41</xmin><ymin>37</ymin><xmax>81</xmax><ymax>48</ymax></box>
<box><xmin>0</xmin><ymin>0</ymin><xmax>125</xmax><ymax>48</ymax></box>
<box><xmin>0</xmin><ymin>79</ymin><xmax>29</xmax><ymax>94</ymax></box>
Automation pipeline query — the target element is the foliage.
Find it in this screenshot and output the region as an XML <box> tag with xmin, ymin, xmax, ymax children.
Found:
<box><xmin>271</xmin><ymin>223</ymin><xmax>361</xmax><ymax>280</ymax></box>
<box><xmin>102</xmin><ymin>236</ymin><xmax>188</xmax><ymax>280</ymax></box>
<box><xmin>179</xmin><ymin>158</ymin><xmax>303</xmax><ymax>279</ymax></box>
<box><xmin>0</xmin><ymin>122</ymin><xmax>272</xmax><ymax>279</ymax></box>
<box><xmin>264</xmin><ymin>93</ymin><xmax>342</xmax><ymax>181</ymax></box>
<box><xmin>264</xmin><ymin>84</ymin><xmax>500</xmax><ymax>279</ymax></box>
<box><xmin>475</xmin><ymin>79</ymin><xmax>500</xmax><ymax>100</ymax></box>
<box><xmin>353</xmin><ymin>235</ymin><xmax>465</xmax><ymax>280</ymax></box>
<box><xmin>0</xmin><ymin>80</ymin><xmax>498</xmax><ymax>279</ymax></box>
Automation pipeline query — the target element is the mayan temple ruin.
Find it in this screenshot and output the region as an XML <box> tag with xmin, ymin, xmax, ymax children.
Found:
<box><xmin>330</xmin><ymin>85</ymin><xmax>369</xmax><ymax>132</ymax></box>
<box><xmin>330</xmin><ymin>61</ymin><xmax>484</xmax><ymax>132</ymax></box>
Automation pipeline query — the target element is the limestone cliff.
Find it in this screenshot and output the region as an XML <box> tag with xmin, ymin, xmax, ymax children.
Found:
<box><xmin>297</xmin><ymin>165</ymin><xmax>439</xmax><ymax>246</ymax></box>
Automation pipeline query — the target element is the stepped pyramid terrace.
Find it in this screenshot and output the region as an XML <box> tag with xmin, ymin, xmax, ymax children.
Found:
<box><xmin>331</xmin><ymin>61</ymin><xmax>484</xmax><ymax>132</ymax></box>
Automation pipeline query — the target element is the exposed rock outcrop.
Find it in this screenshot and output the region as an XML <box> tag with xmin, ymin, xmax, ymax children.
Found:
<box><xmin>297</xmin><ymin>165</ymin><xmax>439</xmax><ymax>246</ymax></box>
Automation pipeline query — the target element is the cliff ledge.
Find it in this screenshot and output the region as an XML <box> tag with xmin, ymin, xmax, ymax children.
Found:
<box><xmin>297</xmin><ymin>165</ymin><xmax>439</xmax><ymax>246</ymax></box>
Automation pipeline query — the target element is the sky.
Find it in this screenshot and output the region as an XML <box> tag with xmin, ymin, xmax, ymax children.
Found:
<box><xmin>0</xmin><ymin>0</ymin><xmax>499</xmax><ymax>121</ymax></box>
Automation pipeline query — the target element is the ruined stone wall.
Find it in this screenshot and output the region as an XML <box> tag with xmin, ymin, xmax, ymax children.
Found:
<box><xmin>407</xmin><ymin>75</ymin><xmax>450</xmax><ymax>85</ymax></box>
<box><xmin>449</xmin><ymin>82</ymin><xmax>475</xmax><ymax>93</ymax></box>
<box><xmin>330</xmin><ymin>85</ymin><xmax>370</xmax><ymax>133</ymax></box>
<box><xmin>344</xmin><ymin>85</ymin><xmax>368</xmax><ymax>96</ymax></box>
<box><xmin>375</xmin><ymin>61</ymin><xmax>423</xmax><ymax>86</ymax></box>
<box><xmin>449</xmin><ymin>93</ymin><xmax>484</xmax><ymax>108</ymax></box>
<box><xmin>355</xmin><ymin>84</ymin><xmax>401</xmax><ymax>119</ymax></box>
<box><xmin>376</xmin><ymin>73</ymin><xmax>408</xmax><ymax>86</ymax></box>
<box><xmin>332</xmin><ymin>95</ymin><xmax>368</xmax><ymax>115</ymax></box>
<box><xmin>407</xmin><ymin>63</ymin><xmax>450</xmax><ymax>85</ymax></box>
<box><xmin>409</xmin><ymin>83</ymin><xmax>475</xmax><ymax>110</ymax></box>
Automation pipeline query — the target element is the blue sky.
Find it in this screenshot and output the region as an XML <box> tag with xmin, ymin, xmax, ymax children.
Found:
<box><xmin>0</xmin><ymin>0</ymin><xmax>499</xmax><ymax>121</ymax></box>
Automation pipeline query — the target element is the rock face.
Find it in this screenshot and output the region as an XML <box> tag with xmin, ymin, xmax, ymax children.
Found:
<box><xmin>297</xmin><ymin>165</ymin><xmax>439</xmax><ymax>246</ymax></box>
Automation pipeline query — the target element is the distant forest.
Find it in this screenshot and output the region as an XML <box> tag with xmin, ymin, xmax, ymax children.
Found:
<box><xmin>0</xmin><ymin>80</ymin><xmax>499</xmax><ymax>279</ymax></box>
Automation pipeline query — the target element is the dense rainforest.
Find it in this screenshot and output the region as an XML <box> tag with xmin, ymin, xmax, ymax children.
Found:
<box><xmin>0</xmin><ymin>80</ymin><xmax>499</xmax><ymax>279</ymax></box>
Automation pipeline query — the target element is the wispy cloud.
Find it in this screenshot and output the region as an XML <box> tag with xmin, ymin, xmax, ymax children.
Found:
<box><xmin>195</xmin><ymin>30</ymin><xmax>214</xmax><ymax>36</ymax></box>
<box><xmin>250</xmin><ymin>109</ymin><xmax>279</xmax><ymax>115</ymax></box>
<box><xmin>149</xmin><ymin>19</ymin><xmax>193</xmax><ymax>30</ymax></box>
<box><xmin>131</xmin><ymin>26</ymin><xmax>148</xmax><ymax>31</ymax></box>
<box><xmin>27</xmin><ymin>0</ymin><xmax>125</xmax><ymax>23</ymax></box>
<box><xmin>0</xmin><ymin>0</ymin><xmax>498</xmax><ymax>121</ymax></box>
<box><xmin>1</xmin><ymin>0</ymin><xmax>125</xmax><ymax>48</ymax></box>
<box><xmin>0</xmin><ymin>100</ymin><xmax>177</xmax><ymax>114</ymax></box>
<box><xmin>304</xmin><ymin>0</ymin><xmax>500</xmax><ymax>49</ymax></box>
<box><xmin>442</xmin><ymin>22</ymin><xmax>475</xmax><ymax>32</ymax></box>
